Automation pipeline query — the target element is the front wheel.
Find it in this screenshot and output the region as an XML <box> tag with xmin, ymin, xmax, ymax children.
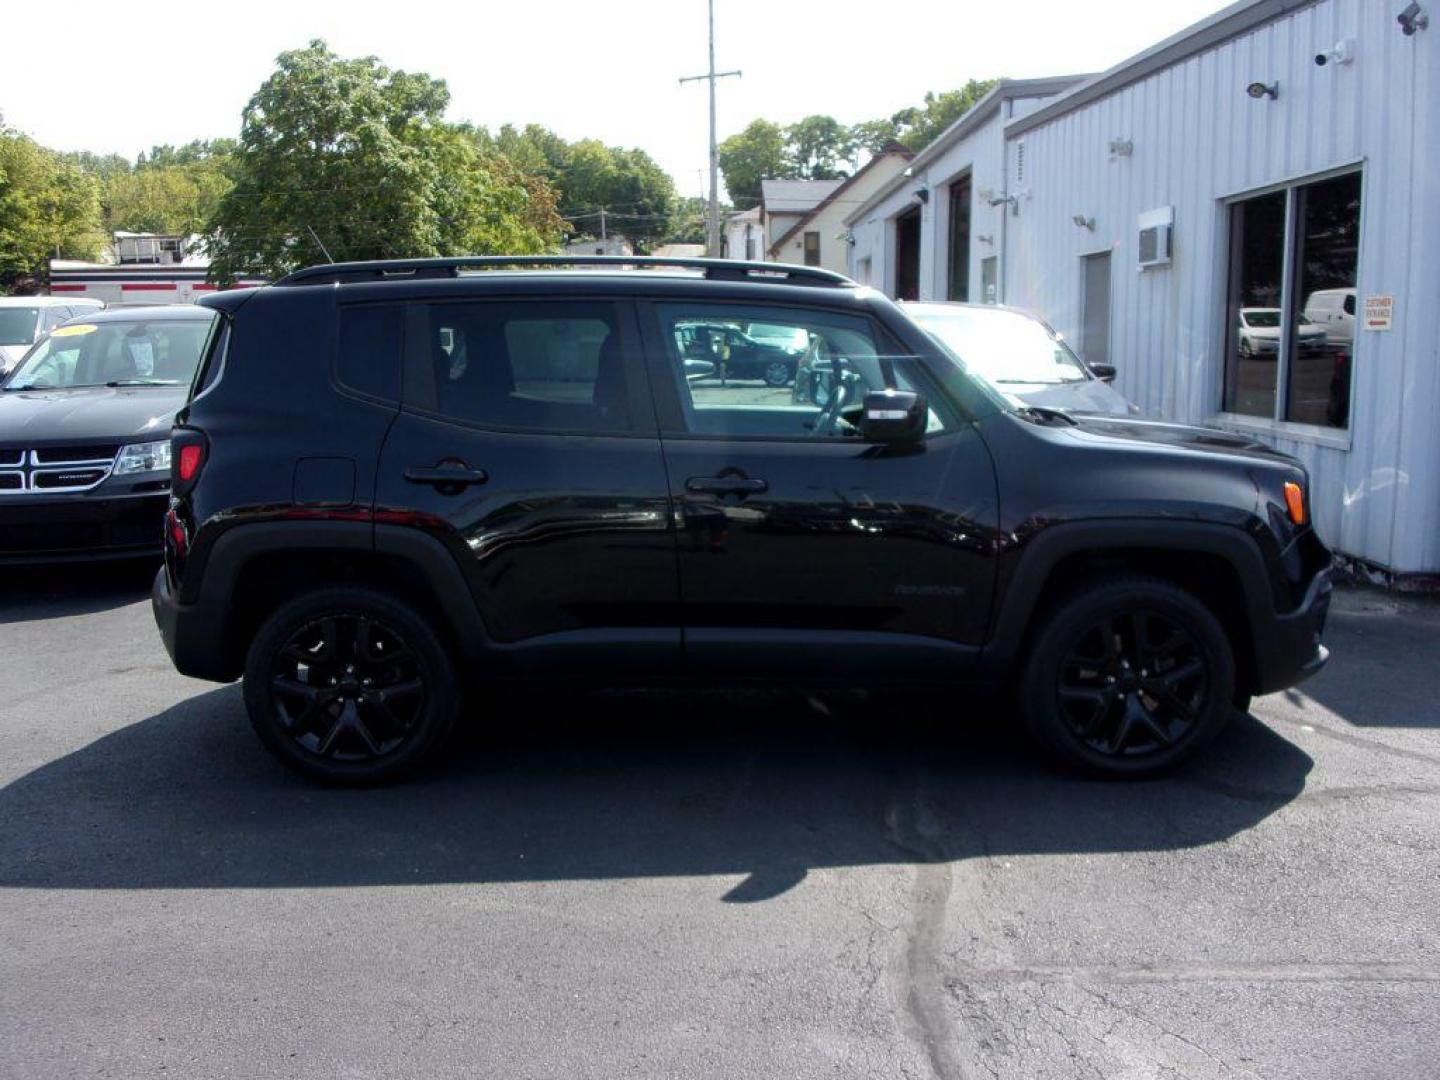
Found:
<box><xmin>763</xmin><ymin>359</ymin><xmax>792</xmax><ymax>387</ymax></box>
<box><xmin>1018</xmin><ymin>576</ymin><xmax>1235</xmax><ymax>776</ymax></box>
<box><xmin>242</xmin><ymin>586</ymin><xmax>460</xmax><ymax>784</ymax></box>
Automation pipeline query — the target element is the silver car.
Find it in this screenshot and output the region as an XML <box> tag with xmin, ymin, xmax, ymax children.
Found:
<box><xmin>902</xmin><ymin>301</ymin><xmax>1139</xmax><ymax>417</ymax></box>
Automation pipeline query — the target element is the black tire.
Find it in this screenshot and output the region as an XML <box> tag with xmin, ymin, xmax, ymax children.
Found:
<box><xmin>242</xmin><ymin>586</ymin><xmax>460</xmax><ymax>785</ymax></box>
<box><xmin>763</xmin><ymin>359</ymin><xmax>792</xmax><ymax>387</ymax></box>
<box><xmin>1018</xmin><ymin>575</ymin><xmax>1235</xmax><ymax>777</ymax></box>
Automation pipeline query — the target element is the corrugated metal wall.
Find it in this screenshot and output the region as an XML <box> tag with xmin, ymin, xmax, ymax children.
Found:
<box><xmin>1003</xmin><ymin>0</ymin><xmax>1439</xmax><ymax>575</ymax></box>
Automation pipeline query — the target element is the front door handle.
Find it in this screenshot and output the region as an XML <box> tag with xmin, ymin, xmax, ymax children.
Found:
<box><xmin>685</xmin><ymin>476</ymin><xmax>768</xmax><ymax>496</ymax></box>
<box><xmin>405</xmin><ymin>463</ymin><xmax>488</xmax><ymax>490</ymax></box>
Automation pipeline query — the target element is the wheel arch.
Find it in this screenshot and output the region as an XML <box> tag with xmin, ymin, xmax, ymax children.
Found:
<box><xmin>189</xmin><ymin>521</ymin><xmax>488</xmax><ymax>681</ymax></box>
<box><xmin>981</xmin><ymin>521</ymin><xmax>1274</xmax><ymax>698</ymax></box>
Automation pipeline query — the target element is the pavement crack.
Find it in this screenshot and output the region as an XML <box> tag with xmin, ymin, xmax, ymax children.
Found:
<box><xmin>885</xmin><ymin>771</ymin><xmax>968</xmax><ymax>1080</ymax></box>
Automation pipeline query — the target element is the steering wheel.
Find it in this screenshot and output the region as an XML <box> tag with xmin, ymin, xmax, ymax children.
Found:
<box><xmin>811</xmin><ymin>367</ymin><xmax>855</xmax><ymax>436</ymax></box>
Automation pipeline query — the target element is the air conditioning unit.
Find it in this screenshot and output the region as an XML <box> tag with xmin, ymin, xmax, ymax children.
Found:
<box><xmin>1138</xmin><ymin>206</ymin><xmax>1173</xmax><ymax>269</ymax></box>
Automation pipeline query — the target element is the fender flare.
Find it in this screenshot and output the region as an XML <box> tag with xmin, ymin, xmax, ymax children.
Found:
<box><xmin>978</xmin><ymin>519</ymin><xmax>1276</xmax><ymax>679</ymax></box>
<box><xmin>181</xmin><ymin>520</ymin><xmax>491</xmax><ymax>677</ymax></box>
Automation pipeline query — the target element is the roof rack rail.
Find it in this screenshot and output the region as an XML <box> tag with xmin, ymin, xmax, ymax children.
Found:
<box><xmin>274</xmin><ymin>255</ymin><xmax>854</xmax><ymax>288</ymax></box>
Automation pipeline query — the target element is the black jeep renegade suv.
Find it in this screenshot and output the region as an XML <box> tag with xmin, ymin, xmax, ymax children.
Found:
<box><xmin>151</xmin><ymin>256</ymin><xmax>1332</xmax><ymax>783</ymax></box>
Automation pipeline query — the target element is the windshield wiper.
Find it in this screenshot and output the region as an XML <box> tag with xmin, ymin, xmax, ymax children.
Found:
<box><xmin>1016</xmin><ymin>404</ymin><xmax>1078</xmax><ymax>426</ymax></box>
<box><xmin>105</xmin><ymin>379</ymin><xmax>182</xmax><ymax>387</ymax></box>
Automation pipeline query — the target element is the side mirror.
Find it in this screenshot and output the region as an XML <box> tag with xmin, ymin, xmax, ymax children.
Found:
<box><xmin>1089</xmin><ymin>362</ymin><xmax>1117</xmax><ymax>383</ymax></box>
<box><xmin>859</xmin><ymin>388</ymin><xmax>926</xmax><ymax>445</ymax></box>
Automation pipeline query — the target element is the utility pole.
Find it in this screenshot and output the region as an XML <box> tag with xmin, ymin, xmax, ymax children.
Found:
<box><xmin>680</xmin><ymin>0</ymin><xmax>740</xmax><ymax>257</ymax></box>
<box><xmin>599</xmin><ymin>207</ymin><xmax>607</xmax><ymax>242</ymax></box>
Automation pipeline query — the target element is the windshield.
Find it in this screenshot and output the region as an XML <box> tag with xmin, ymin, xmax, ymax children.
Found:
<box><xmin>0</xmin><ymin>308</ymin><xmax>40</xmax><ymax>346</ymax></box>
<box><xmin>746</xmin><ymin>323</ymin><xmax>809</xmax><ymax>349</ymax></box>
<box><xmin>3</xmin><ymin>317</ymin><xmax>216</xmax><ymax>391</ymax></box>
<box><xmin>908</xmin><ymin>306</ymin><xmax>1089</xmax><ymax>386</ymax></box>
<box><xmin>1241</xmin><ymin>309</ymin><xmax>1281</xmax><ymax>328</ymax></box>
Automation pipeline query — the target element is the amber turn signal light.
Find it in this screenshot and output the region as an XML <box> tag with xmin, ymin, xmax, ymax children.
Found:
<box><xmin>1283</xmin><ymin>481</ymin><xmax>1306</xmax><ymax>526</ymax></box>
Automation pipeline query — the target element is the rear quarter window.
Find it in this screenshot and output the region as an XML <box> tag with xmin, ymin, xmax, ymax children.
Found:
<box><xmin>337</xmin><ymin>305</ymin><xmax>403</xmax><ymax>403</ymax></box>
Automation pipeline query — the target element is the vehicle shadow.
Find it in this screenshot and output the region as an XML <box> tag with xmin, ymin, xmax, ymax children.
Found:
<box><xmin>0</xmin><ymin>559</ymin><xmax>157</xmax><ymax>625</ymax></box>
<box><xmin>0</xmin><ymin>684</ymin><xmax>1312</xmax><ymax>899</ymax></box>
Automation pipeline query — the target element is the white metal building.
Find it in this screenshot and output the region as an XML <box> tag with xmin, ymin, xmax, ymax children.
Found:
<box><xmin>849</xmin><ymin>0</ymin><xmax>1439</xmax><ymax>582</ymax></box>
<box><xmin>844</xmin><ymin>77</ymin><xmax>1088</xmax><ymax>298</ymax></box>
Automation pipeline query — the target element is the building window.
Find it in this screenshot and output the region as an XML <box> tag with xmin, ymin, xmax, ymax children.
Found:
<box><xmin>1222</xmin><ymin>169</ymin><xmax>1361</xmax><ymax>429</ymax></box>
<box><xmin>946</xmin><ymin>176</ymin><xmax>972</xmax><ymax>301</ymax></box>
<box><xmin>802</xmin><ymin>231</ymin><xmax>821</xmax><ymax>266</ymax></box>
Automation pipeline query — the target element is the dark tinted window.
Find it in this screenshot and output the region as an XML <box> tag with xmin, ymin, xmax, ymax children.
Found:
<box><xmin>411</xmin><ymin>300</ymin><xmax>630</xmax><ymax>433</ymax></box>
<box><xmin>337</xmin><ymin>305</ymin><xmax>403</xmax><ymax>402</ymax></box>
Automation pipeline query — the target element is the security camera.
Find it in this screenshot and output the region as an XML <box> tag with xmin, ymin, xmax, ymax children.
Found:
<box><xmin>1314</xmin><ymin>38</ymin><xmax>1354</xmax><ymax>65</ymax></box>
<box><xmin>1398</xmin><ymin>2</ymin><xmax>1429</xmax><ymax>35</ymax></box>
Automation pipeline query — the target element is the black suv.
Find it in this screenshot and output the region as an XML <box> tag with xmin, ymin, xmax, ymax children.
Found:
<box><xmin>0</xmin><ymin>305</ymin><xmax>217</xmax><ymax>562</ymax></box>
<box><xmin>152</xmin><ymin>256</ymin><xmax>1332</xmax><ymax>783</ymax></box>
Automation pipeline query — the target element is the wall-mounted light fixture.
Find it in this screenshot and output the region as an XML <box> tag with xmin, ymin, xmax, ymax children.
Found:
<box><xmin>979</xmin><ymin>188</ymin><xmax>1017</xmax><ymax>208</ymax></box>
<box><xmin>1072</xmin><ymin>214</ymin><xmax>1096</xmax><ymax>231</ymax></box>
<box><xmin>1398</xmin><ymin>3</ymin><xmax>1428</xmax><ymax>35</ymax></box>
<box><xmin>1246</xmin><ymin>80</ymin><xmax>1280</xmax><ymax>100</ymax></box>
<box><xmin>1107</xmin><ymin>138</ymin><xmax>1133</xmax><ymax>160</ymax></box>
<box><xmin>913</xmin><ymin>187</ymin><xmax>930</xmax><ymax>205</ymax></box>
<box><xmin>977</xmin><ymin>234</ymin><xmax>994</xmax><ymax>245</ymax></box>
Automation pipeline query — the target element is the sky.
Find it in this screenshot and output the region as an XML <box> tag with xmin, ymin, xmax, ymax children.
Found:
<box><xmin>0</xmin><ymin>0</ymin><xmax>1230</xmax><ymax>198</ymax></box>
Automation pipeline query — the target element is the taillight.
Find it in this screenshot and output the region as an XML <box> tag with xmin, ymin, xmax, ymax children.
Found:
<box><xmin>170</xmin><ymin>429</ymin><xmax>208</xmax><ymax>494</ymax></box>
<box><xmin>178</xmin><ymin>444</ymin><xmax>203</xmax><ymax>481</ymax></box>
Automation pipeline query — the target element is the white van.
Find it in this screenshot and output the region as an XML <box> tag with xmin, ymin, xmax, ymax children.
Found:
<box><xmin>0</xmin><ymin>296</ymin><xmax>105</xmax><ymax>374</ymax></box>
<box><xmin>1303</xmin><ymin>287</ymin><xmax>1356</xmax><ymax>346</ymax></box>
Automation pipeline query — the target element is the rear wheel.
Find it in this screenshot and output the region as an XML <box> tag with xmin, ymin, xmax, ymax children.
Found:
<box><xmin>1019</xmin><ymin>576</ymin><xmax>1235</xmax><ymax>776</ymax></box>
<box><xmin>763</xmin><ymin>359</ymin><xmax>792</xmax><ymax>387</ymax></box>
<box><xmin>242</xmin><ymin>586</ymin><xmax>459</xmax><ymax>784</ymax></box>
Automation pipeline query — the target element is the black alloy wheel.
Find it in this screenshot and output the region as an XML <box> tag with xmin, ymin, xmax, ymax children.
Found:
<box><xmin>271</xmin><ymin>614</ymin><xmax>424</xmax><ymax>761</ymax></box>
<box><xmin>1056</xmin><ymin>610</ymin><xmax>1205</xmax><ymax>757</ymax></box>
<box><xmin>243</xmin><ymin>587</ymin><xmax>459</xmax><ymax>784</ymax></box>
<box><xmin>1019</xmin><ymin>576</ymin><xmax>1236</xmax><ymax>776</ymax></box>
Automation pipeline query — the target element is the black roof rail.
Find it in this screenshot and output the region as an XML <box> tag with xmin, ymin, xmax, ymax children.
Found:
<box><xmin>273</xmin><ymin>255</ymin><xmax>854</xmax><ymax>288</ymax></box>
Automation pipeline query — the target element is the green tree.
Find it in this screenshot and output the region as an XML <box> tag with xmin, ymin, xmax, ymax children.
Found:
<box><xmin>718</xmin><ymin>118</ymin><xmax>788</xmax><ymax>208</ymax></box>
<box><xmin>853</xmin><ymin>79</ymin><xmax>999</xmax><ymax>154</ymax></box>
<box><xmin>138</xmin><ymin>139</ymin><xmax>239</xmax><ymax>171</ymax></box>
<box><xmin>0</xmin><ymin>125</ymin><xmax>104</xmax><ymax>291</ymax></box>
<box><xmin>664</xmin><ymin>195</ymin><xmax>709</xmax><ymax>245</ymax></box>
<box><xmin>108</xmin><ymin>160</ymin><xmax>234</xmax><ymax>235</ymax></box>
<box><xmin>205</xmin><ymin>40</ymin><xmax>566</xmax><ymax>283</ymax></box>
<box><xmin>783</xmin><ymin>115</ymin><xmax>855</xmax><ymax>181</ymax></box>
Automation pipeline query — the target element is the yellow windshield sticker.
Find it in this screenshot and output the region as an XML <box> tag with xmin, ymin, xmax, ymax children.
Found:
<box><xmin>51</xmin><ymin>324</ymin><xmax>98</xmax><ymax>337</ymax></box>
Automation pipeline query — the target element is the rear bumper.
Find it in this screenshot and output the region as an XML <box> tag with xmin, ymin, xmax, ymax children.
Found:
<box><xmin>0</xmin><ymin>492</ymin><xmax>167</xmax><ymax>564</ymax></box>
<box><xmin>152</xmin><ymin>565</ymin><xmax>236</xmax><ymax>683</ymax></box>
<box><xmin>1250</xmin><ymin>567</ymin><xmax>1332</xmax><ymax>694</ymax></box>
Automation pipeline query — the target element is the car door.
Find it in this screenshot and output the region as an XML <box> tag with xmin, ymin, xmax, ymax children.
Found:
<box><xmin>374</xmin><ymin>294</ymin><xmax>680</xmax><ymax>674</ymax></box>
<box><xmin>639</xmin><ymin>298</ymin><xmax>999</xmax><ymax>679</ymax></box>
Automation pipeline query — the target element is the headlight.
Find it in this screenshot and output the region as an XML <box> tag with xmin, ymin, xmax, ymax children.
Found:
<box><xmin>114</xmin><ymin>439</ymin><xmax>171</xmax><ymax>475</ymax></box>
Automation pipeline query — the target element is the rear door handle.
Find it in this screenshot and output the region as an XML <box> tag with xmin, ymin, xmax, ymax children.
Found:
<box><xmin>404</xmin><ymin>464</ymin><xmax>488</xmax><ymax>489</ymax></box>
<box><xmin>685</xmin><ymin>476</ymin><xmax>768</xmax><ymax>496</ymax></box>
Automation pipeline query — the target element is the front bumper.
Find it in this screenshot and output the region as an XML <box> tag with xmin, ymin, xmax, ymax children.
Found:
<box><xmin>0</xmin><ymin>491</ymin><xmax>167</xmax><ymax>564</ymax></box>
<box><xmin>1250</xmin><ymin>567</ymin><xmax>1332</xmax><ymax>695</ymax></box>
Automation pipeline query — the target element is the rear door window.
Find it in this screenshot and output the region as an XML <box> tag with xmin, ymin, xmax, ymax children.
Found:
<box><xmin>406</xmin><ymin>300</ymin><xmax>637</xmax><ymax>434</ymax></box>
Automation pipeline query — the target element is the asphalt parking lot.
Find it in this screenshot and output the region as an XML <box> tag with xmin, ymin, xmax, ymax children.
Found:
<box><xmin>1</xmin><ymin>565</ymin><xmax>1437</xmax><ymax>1079</ymax></box>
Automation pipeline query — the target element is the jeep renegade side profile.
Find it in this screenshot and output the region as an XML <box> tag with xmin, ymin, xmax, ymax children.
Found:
<box><xmin>152</xmin><ymin>257</ymin><xmax>1332</xmax><ymax>783</ymax></box>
